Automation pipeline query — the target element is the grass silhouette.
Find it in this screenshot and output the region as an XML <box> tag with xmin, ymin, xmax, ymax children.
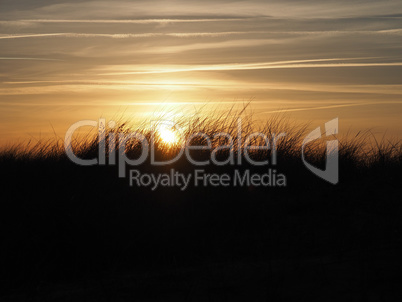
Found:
<box><xmin>0</xmin><ymin>107</ymin><xmax>401</xmax><ymax>301</ymax></box>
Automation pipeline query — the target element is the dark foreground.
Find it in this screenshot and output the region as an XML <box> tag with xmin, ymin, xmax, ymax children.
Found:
<box><xmin>0</xmin><ymin>149</ymin><xmax>401</xmax><ymax>301</ymax></box>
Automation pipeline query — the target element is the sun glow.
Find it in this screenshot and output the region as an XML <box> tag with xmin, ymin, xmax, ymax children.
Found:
<box><xmin>157</xmin><ymin>124</ymin><xmax>180</xmax><ymax>145</ymax></box>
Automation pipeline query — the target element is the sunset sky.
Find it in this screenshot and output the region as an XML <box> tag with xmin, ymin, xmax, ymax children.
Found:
<box><xmin>0</xmin><ymin>0</ymin><xmax>401</xmax><ymax>145</ymax></box>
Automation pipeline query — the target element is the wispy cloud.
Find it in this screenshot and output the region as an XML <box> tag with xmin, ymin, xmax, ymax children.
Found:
<box><xmin>3</xmin><ymin>80</ymin><xmax>401</xmax><ymax>97</ymax></box>
<box><xmin>259</xmin><ymin>101</ymin><xmax>402</xmax><ymax>114</ymax></box>
<box><xmin>1</xmin><ymin>29</ymin><xmax>402</xmax><ymax>40</ymax></box>
<box><xmin>95</xmin><ymin>58</ymin><xmax>402</xmax><ymax>75</ymax></box>
<box><xmin>0</xmin><ymin>18</ymin><xmax>247</xmax><ymax>26</ymax></box>
<box><xmin>0</xmin><ymin>57</ymin><xmax>61</xmax><ymax>61</ymax></box>
<box><xmin>0</xmin><ymin>32</ymin><xmax>267</xmax><ymax>40</ymax></box>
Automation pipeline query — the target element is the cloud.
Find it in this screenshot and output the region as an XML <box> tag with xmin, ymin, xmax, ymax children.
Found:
<box><xmin>0</xmin><ymin>31</ymin><xmax>283</xmax><ymax>40</ymax></box>
<box><xmin>0</xmin><ymin>18</ymin><xmax>246</xmax><ymax>26</ymax></box>
<box><xmin>1</xmin><ymin>29</ymin><xmax>402</xmax><ymax>40</ymax></box>
<box><xmin>2</xmin><ymin>1</ymin><xmax>402</xmax><ymax>20</ymax></box>
<box><xmin>0</xmin><ymin>57</ymin><xmax>61</xmax><ymax>61</ymax></box>
<box><xmin>95</xmin><ymin>59</ymin><xmax>402</xmax><ymax>76</ymax></box>
<box><xmin>23</xmin><ymin>18</ymin><xmax>246</xmax><ymax>23</ymax></box>
<box><xmin>259</xmin><ymin>101</ymin><xmax>402</xmax><ymax>114</ymax></box>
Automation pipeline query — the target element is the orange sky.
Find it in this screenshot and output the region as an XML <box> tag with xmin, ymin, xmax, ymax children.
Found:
<box><xmin>0</xmin><ymin>0</ymin><xmax>402</xmax><ymax>146</ymax></box>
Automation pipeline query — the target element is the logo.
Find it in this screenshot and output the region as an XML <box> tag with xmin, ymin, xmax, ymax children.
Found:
<box><xmin>301</xmin><ymin>118</ymin><xmax>339</xmax><ymax>184</ymax></box>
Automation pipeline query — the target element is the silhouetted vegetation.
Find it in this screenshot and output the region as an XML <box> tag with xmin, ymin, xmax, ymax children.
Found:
<box><xmin>0</xmin><ymin>109</ymin><xmax>401</xmax><ymax>301</ymax></box>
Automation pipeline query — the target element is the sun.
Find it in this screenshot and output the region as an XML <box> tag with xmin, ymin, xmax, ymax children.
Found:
<box><xmin>157</xmin><ymin>124</ymin><xmax>179</xmax><ymax>145</ymax></box>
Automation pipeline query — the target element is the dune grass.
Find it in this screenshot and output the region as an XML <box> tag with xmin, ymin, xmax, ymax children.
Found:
<box><xmin>0</xmin><ymin>107</ymin><xmax>401</xmax><ymax>300</ymax></box>
<box><xmin>1</xmin><ymin>106</ymin><xmax>400</xmax><ymax>168</ymax></box>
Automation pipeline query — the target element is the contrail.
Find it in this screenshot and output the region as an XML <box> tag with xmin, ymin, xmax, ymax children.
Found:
<box><xmin>19</xmin><ymin>18</ymin><xmax>246</xmax><ymax>24</ymax></box>
<box><xmin>0</xmin><ymin>32</ymin><xmax>264</xmax><ymax>39</ymax></box>
<box><xmin>0</xmin><ymin>57</ymin><xmax>61</xmax><ymax>61</ymax></box>
<box><xmin>1</xmin><ymin>29</ymin><xmax>402</xmax><ymax>40</ymax></box>
<box><xmin>259</xmin><ymin>101</ymin><xmax>402</xmax><ymax>114</ymax></box>
<box><xmin>98</xmin><ymin>61</ymin><xmax>402</xmax><ymax>76</ymax></box>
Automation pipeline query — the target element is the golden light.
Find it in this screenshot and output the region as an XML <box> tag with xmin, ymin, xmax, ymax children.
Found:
<box><xmin>157</xmin><ymin>124</ymin><xmax>180</xmax><ymax>146</ymax></box>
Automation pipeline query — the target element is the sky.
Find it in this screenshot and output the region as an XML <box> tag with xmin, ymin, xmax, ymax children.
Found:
<box><xmin>0</xmin><ymin>0</ymin><xmax>401</xmax><ymax>145</ymax></box>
